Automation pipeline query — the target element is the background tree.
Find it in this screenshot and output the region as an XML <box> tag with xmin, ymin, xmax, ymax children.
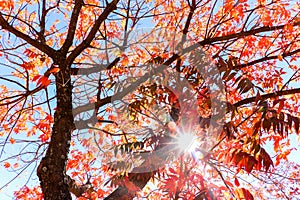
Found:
<box><xmin>0</xmin><ymin>0</ymin><xmax>300</xmax><ymax>199</ymax></box>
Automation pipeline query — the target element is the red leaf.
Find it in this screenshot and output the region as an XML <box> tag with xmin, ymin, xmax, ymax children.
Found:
<box><xmin>234</xmin><ymin>178</ymin><xmax>240</xmax><ymax>187</ymax></box>
<box><xmin>32</xmin><ymin>75</ymin><xmax>41</xmax><ymax>82</ymax></box>
<box><xmin>224</xmin><ymin>180</ymin><xmax>233</xmax><ymax>187</ymax></box>
<box><xmin>21</xmin><ymin>61</ymin><xmax>35</xmax><ymax>70</ymax></box>
<box><xmin>24</xmin><ymin>49</ymin><xmax>39</xmax><ymax>58</ymax></box>
<box><xmin>45</xmin><ymin>114</ymin><xmax>53</xmax><ymax>122</ymax></box>
<box><xmin>37</xmin><ymin>76</ymin><xmax>51</xmax><ymax>87</ymax></box>
<box><xmin>259</xmin><ymin>148</ymin><xmax>274</xmax><ymax>171</ymax></box>
<box><xmin>245</xmin><ymin>156</ymin><xmax>257</xmax><ymax>173</ymax></box>
<box><xmin>169</xmin><ymin>167</ymin><xmax>177</xmax><ymax>174</ymax></box>
<box><xmin>39</xmin><ymin>132</ymin><xmax>50</xmax><ymax>142</ymax></box>
<box><xmin>242</xmin><ymin>188</ymin><xmax>254</xmax><ymax>200</ymax></box>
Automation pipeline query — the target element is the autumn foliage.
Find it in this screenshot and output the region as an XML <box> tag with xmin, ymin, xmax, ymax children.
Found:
<box><xmin>0</xmin><ymin>0</ymin><xmax>300</xmax><ymax>199</ymax></box>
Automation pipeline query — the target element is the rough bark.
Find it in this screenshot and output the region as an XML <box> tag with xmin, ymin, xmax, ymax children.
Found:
<box><xmin>37</xmin><ymin>56</ymin><xmax>75</xmax><ymax>200</ymax></box>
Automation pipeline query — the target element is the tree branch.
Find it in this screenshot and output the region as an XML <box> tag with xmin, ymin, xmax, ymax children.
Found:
<box><xmin>72</xmin><ymin>96</ymin><xmax>112</xmax><ymax>116</ymax></box>
<box><xmin>234</xmin><ymin>88</ymin><xmax>300</xmax><ymax>107</ymax></box>
<box><xmin>70</xmin><ymin>57</ymin><xmax>120</xmax><ymax>75</ymax></box>
<box><xmin>60</xmin><ymin>0</ymin><xmax>84</xmax><ymax>55</ymax></box>
<box><xmin>199</xmin><ymin>21</ymin><xmax>300</xmax><ymax>46</ymax></box>
<box><xmin>66</xmin><ymin>0</ymin><xmax>119</xmax><ymax>65</ymax></box>
<box><xmin>0</xmin><ymin>13</ymin><xmax>56</xmax><ymax>57</ymax></box>
<box><xmin>66</xmin><ymin>175</ymin><xmax>92</xmax><ymax>198</ymax></box>
<box><xmin>234</xmin><ymin>48</ymin><xmax>300</xmax><ymax>71</ymax></box>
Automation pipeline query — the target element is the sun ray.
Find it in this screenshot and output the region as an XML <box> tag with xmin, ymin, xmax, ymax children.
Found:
<box><xmin>175</xmin><ymin>132</ymin><xmax>198</xmax><ymax>153</ymax></box>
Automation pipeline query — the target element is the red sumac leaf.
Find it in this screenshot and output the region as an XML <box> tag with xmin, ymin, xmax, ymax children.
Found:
<box><xmin>226</xmin><ymin>71</ymin><xmax>237</xmax><ymax>81</ymax></box>
<box><xmin>224</xmin><ymin>180</ymin><xmax>234</xmax><ymax>188</ymax></box>
<box><xmin>245</xmin><ymin>156</ymin><xmax>257</xmax><ymax>173</ymax></box>
<box><xmin>242</xmin><ymin>188</ymin><xmax>254</xmax><ymax>200</ymax></box>
<box><xmin>287</xmin><ymin>114</ymin><xmax>293</xmax><ymax>129</ymax></box>
<box><xmin>293</xmin><ymin>116</ymin><xmax>299</xmax><ymax>134</ymax></box>
<box><xmin>37</xmin><ymin>76</ymin><xmax>51</xmax><ymax>87</ymax></box>
<box><xmin>169</xmin><ymin>167</ymin><xmax>177</xmax><ymax>174</ymax></box>
<box><xmin>263</xmin><ymin>119</ymin><xmax>271</xmax><ymax>131</ymax></box>
<box><xmin>32</xmin><ymin>75</ymin><xmax>41</xmax><ymax>82</ymax></box>
<box><xmin>234</xmin><ymin>178</ymin><xmax>240</xmax><ymax>187</ymax></box>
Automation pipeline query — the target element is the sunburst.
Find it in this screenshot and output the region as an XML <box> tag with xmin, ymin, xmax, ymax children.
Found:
<box><xmin>175</xmin><ymin>132</ymin><xmax>198</xmax><ymax>153</ymax></box>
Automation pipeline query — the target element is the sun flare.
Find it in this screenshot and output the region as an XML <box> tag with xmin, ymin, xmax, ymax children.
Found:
<box><xmin>175</xmin><ymin>132</ymin><xmax>198</xmax><ymax>153</ymax></box>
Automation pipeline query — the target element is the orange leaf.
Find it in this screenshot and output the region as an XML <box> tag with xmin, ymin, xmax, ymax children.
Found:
<box><xmin>9</xmin><ymin>137</ymin><xmax>16</xmax><ymax>144</ymax></box>
<box><xmin>121</xmin><ymin>54</ymin><xmax>129</xmax><ymax>66</ymax></box>
<box><xmin>106</xmin><ymin>107</ymin><xmax>113</xmax><ymax>113</ymax></box>
<box><xmin>13</xmin><ymin>163</ymin><xmax>19</xmax><ymax>168</ymax></box>
<box><xmin>108</xmin><ymin>115</ymin><xmax>116</xmax><ymax>121</ymax></box>
<box><xmin>4</xmin><ymin>162</ymin><xmax>10</xmax><ymax>168</ymax></box>
<box><xmin>96</xmin><ymin>188</ymin><xmax>105</xmax><ymax>197</ymax></box>
<box><xmin>49</xmin><ymin>67</ymin><xmax>60</xmax><ymax>74</ymax></box>
<box><xmin>90</xmin><ymin>191</ymin><xmax>98</xmax><ymax>199</ymax></box>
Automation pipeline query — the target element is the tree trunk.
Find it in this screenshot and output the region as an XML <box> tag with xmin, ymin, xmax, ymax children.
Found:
<box><xmin>37</xmin><ymin>60</ymin><xmax>74</xmax><ymax>200</ymax></box>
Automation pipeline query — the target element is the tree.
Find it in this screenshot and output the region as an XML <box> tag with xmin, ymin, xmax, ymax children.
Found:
<box><xmin>0</xmin><ymin>0</ymin><xmax>300</xmax><ymax>199</ymax></box>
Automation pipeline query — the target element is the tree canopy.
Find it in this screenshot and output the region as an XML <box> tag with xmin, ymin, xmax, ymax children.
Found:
<box><xmin>0</xmin><ymin>0</ymin><xmax>300</xmax><ymax>199</ymax></box>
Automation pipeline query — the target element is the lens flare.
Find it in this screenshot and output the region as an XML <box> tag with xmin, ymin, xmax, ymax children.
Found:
<box><xmin>175</xmin><ymin>132</ymin><xmax>198</xmax><ymax>153</ymax></box>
